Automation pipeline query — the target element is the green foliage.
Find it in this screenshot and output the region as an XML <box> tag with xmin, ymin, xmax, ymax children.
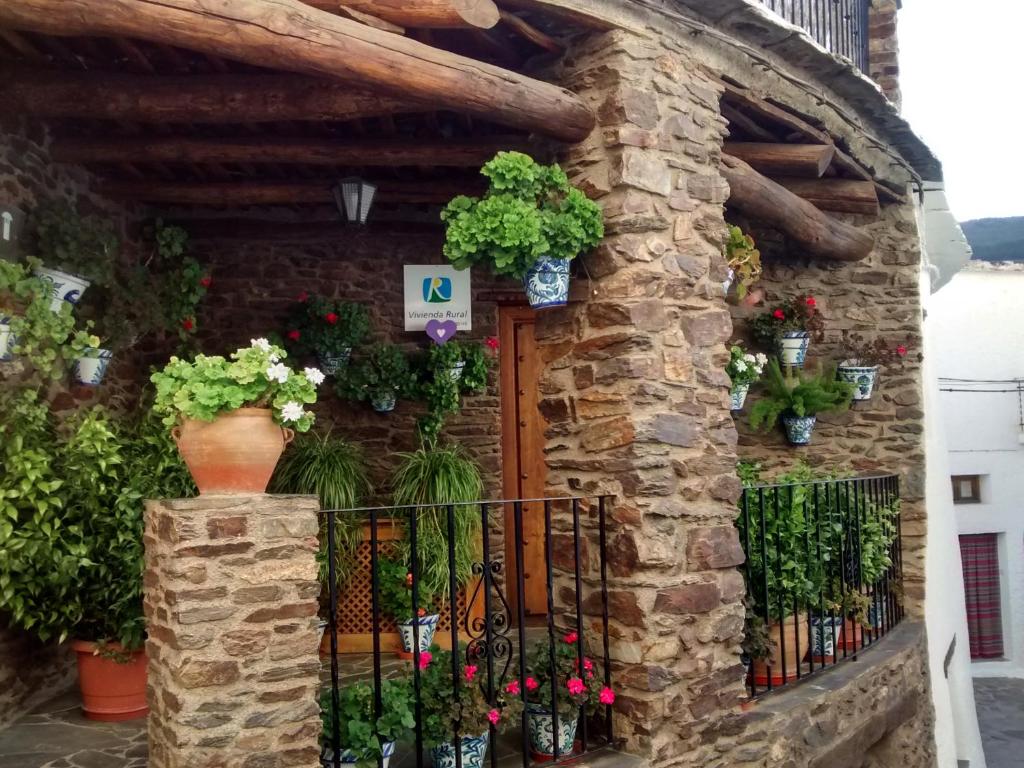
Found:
<box><xmin>725</xmin><ymin>225</ymin><xmax>762</xmax><ymax>300</ymax></box>
<box><xmin>748</xmin><ymin>360</ymin><xmax>854</xmax><ymax>431</ymax></box>
<box><xmin>415</xmin><ymin>341</ymin><xmax>491</xmax><ymax>441</ymax></box>
<box><xmin>32</xmin><ymin>201</ymin><xmax>119</xmax><ymax>287</ymax></box>
<box><xmin>285</xmin><ymin>296</ymin><xmax>370</xmax><ymax>360</ymax></box>
<box><xmin>319</xmin><ymin>679</ymin><xmax>416</xmax><ymax>765</ymax></box>
<box><xmin>151</xmin><ymin>339</ymin><xmax>320</xmax><ymax>432</ymax></box>
<box><xmin>748</xmin><ymin>295</ymin><xmax>824</xmax><ymax>350</ymax></box>
<box><xmin>726</xmin><ymin>344</ymin><xmax>767</xmax><ymax>388</ymax></box>
<box><xmin>526</xmin><ymin>634</ymin><xmax>604</xmax><ymax>718</ymax></box>
<box><xmin>378</xmin><ymin>555</ymin><xmax>434</xmax><ymax>622</ymax></box>
<box><xmin>390</xmin><ymin>442</ymin><xmax>483</xmax><ymax>602</ymax></box>
<box><xmin>441</xmin><ymin>151</ymin><xmax>604</xmax><ymax>280</ymax></box>
<box><xmin>418</xmin><ymin>646</ymin><xmax>523</xmax><ymax>746</ymax></box>
<box><xmin>337</xmin><ymin>343</ymin><xmax>417</xmax><ymax>404</ymax></box>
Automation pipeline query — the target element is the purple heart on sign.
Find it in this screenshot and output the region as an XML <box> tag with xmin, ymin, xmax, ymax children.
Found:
<box><xmin>425</xmin><ymin>319</ymin><xmax>458</xmax><ymax>345</ymax></box>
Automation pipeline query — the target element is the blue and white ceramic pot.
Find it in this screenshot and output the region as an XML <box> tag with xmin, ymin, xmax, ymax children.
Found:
<box><xmin>430</xmin><ymin>732</ymin><xmax>489</xmax><ymax>768</ymax></box>
<box><xmin>371</xmin><ymin>390</ymin><xmax>397</xmax><ymax>413</ymax></box>
<box><xmin>527</xmin><ymin>705</ymin><xmax>578</xmax><ymax>758</ymax></box>
<box><xmin>397</xmin><ymin>613</ymin><xmax>440</xmax><ymax>656</ymax></box>
<box><xmin>72</xmin><ymin>348</ymin><xmax>113</xmax><ymax>386</ymax></box>
<box><xmin>777</xmin><ymin>331</ymin><xmax>811</xmax><ymax>368</ymax></box>
<box><xmin>868</xmin><ymin>602</ymin><xmax>887</xmax><ymax>630</ymax></box>
<box><xmin>837</xmin><ymin>361</ymin><xmax>878</xmax><ymax>401</ymax></box>
<box><xmin>318</xmin><ymin>347</ymin><xmax>352</xmax><ymax>376</ymax></box>
<box><xmin>321</xmin><ymin>740</ymin><xmax>395</xmax><ymax>768</ymax></box>
<box><xmin>524</xmin><ymin>256</ymin><xmax>571</xmax><ymax>310</ymax></box>
<box><xmin>730</xmin><ymin>383</ymin><xmax>750</xmax><ymax>411</ymax></box>
<box><xmin>0</xmin><ymin>316</ymin><xmax>16</xmax><ymax>361</ymax></box>
<box><xmin>444</xmin><ymin>360</ymin><xmax>466</xmax><ymax>382</ymax></box>
<box><xmin>809</xmin><ymin>616</ymin><xmax>844</xmax><ymax>661</ymax></box>
<box><xmin>782</xmin><ymin>415</ymin><xmax>816</xmax><ymax>446</ymax></box>
<box><xmin>33</xmin><ymin>266</ymin><xmax>91</xmax><ymax>312</ymax></box>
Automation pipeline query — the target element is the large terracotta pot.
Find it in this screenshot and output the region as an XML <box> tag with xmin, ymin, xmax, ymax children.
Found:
<box><xmin>71</xmin><ymin>641</ymin><xmax>148</xmax><ymax>722</ymax></box>
<box><xmin>751</xmin><ymin>617</ymin><xmax>810</xmax><ymax>687</ymax></box>
<box><xmin>839</xmin><ymin>619</ymin><xmax>864</xmax><ymax>652</ymax></box>
<box><xmin>172</xmin><ymin>407</ymin><xmax>294</xmax><ymax>494</ymax></box>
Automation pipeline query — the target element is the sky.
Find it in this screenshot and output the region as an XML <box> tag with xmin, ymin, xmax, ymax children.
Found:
<box><xmin>900</xmin><ymin>0</ymin><xmax>1024</xmax><ymax>222</ymax></box>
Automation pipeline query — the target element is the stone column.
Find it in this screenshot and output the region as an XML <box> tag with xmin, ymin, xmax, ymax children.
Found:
<box><xmin>143</xmin><ymin>495</ymin><xmax>322</xmax><ymax>768</ymax></box>
<box><xmin>869</xmin><ymin>0</ymin><xmax>902</xmax><ymax>107</ymax></box>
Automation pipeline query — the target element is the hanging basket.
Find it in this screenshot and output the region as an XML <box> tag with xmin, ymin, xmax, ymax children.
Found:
<box><xmin>782</xmin><ymin>415</ymin><xmax>816</xmax><ymax>446</ymax></box>
<box><xmin>33</xmin><ymin>266</ymin><xmax>91</xmax><ymax>312</ymax></box>
<box><xmin>524</xmin><ymin>256</ymin><xmax>571</xmax><ymax>309</ymax></box>
<box><xmin>371</xmin><ymin>391</ymin><xmax>397</xmax><ymax>413</ymax></box>
<box><xmin>730</xmin><ymin>383</ymin><xmax>750</xmax><ymax>411</ymax></box>
<box><xmin>837</xmin><ymin>361</ymin><xmax>879</xmax><ymax>401</ymax></box>
<box><xmin>0</xmin><ymin>316</ymin><xmax>17</xmax><ymax>361</ymax></box>
<box><xmin>319</xmin><ymin>347</ymin><xmax>353</xmax><ymax>376</ymax></box>
<box><xmin>72</xmin><ymin>348</ymin><xmax>113</xmax><ymax>386</ymax></box>
<box><xmin>777</xmin><ymin>331</ymin><xmax>811</xmax><ymax>368</ymax></box>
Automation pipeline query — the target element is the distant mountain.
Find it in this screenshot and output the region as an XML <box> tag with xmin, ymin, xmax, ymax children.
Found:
<box><xmin>961</xmin><ymin>217</ymin><xmax>1024</xmax><ymax>262</ymax></box>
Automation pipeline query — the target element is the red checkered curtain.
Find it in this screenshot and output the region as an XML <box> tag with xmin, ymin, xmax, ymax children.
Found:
<box><xmin>959</xmin><ymin>534</ymin><xmax>1004</xmax><ymax>659</ymax></box>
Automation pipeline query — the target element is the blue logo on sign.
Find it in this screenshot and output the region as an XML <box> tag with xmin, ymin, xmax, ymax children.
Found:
<box><xmin>423</xmin><ymin>276</ymin><xmax>452</xmax><ymax>303</ymax></box>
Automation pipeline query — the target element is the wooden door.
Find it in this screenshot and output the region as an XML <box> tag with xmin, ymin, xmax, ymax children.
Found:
<box><xmin>499</xmin><ymin>305</ymin><xmax>548</xmax><ymax>618</ymax></box>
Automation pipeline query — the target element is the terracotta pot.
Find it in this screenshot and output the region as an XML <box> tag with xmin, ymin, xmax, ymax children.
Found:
<box><xmin>172</xmin><ymin>408</ymin><xmax>294</xmax><ymax>494</ymax></box>
<box><xmin>839</xmin><ymin>619</ymin><xmax>864</xmax><ymax>652</ymax></box>
<box><xmin>71</xmin><ymin>641</ymin><xmax>148</xmax><ymax>722</ymax></box>
<box><xmin>751</xmin><ymin>616</ymin><xmax>810</xmax><ymax>687</ymax></box>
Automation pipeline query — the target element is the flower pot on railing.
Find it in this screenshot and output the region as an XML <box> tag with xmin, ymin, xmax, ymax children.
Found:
<box><xmin>527</xmin><ymin>705</ymin><xmax>579</xmax><ymax>760</ymax></box>
<box><xmin>730</xmin><ymin>383</ymin><xmax>750</xmax><ymax>411</ymax></box>
<box><xmin>71</xmin><ymin>641</ymin><xmax>148</xmax><ymax>722</ymax></box>
<box><xmin>777</xmin><ymin>331</ymin><xmax>811</xmax><ymax>368</ymax></box>
<box><xmin>837</xmin><ymin>361</ymin><xmax>879</xmax><ymax>401</ymax></box>
<box><xmin>172</xmin><ymin>407</ymin><xmax>295</xmax><ymax>494</ymax></box>
<box><xmin>0</xmin><ymin>316</ymin><xmax>16</xmax><ymax>361</ymax></box>
<box><xmin>396</xmin><ymin>613</ymin><xmax>440</xmax><ymax>659</ymax></box>
<box><xmin>33</xmin><ymin>266</ymin><xmax>91</xmax><ymax>312</ymax></box>
<box><xmin>782</xmin><ymin>415</ymin><xmax>816</xmax><ymax>446</ymax></box>
<box><xmin>322</xmin><ymin>740</ymin><xmax>396</xmax><ymax>768</ymax></box>
<box><xmin>808</xmin><ymin>616</ymin><xmax>844</xmax><ymax>664</ymax></box>
<box><xmin>319</xmin><ymin>347</ymin><xmax>352</xmax><ymax>376</ymax></box>
<box><xmin>750</xmin><ymin>617</ymin><xmax>810</xmax><ymax>687</ymax></box>
<box><xmin>524</xmin><ymin>256</ymin><xmax>571</xmax><ymax>310</ymax></box>
<box><xmin>72</xmin><ymin>348</ymin><xmax>112</xmax><ymax>386</ymax></box>
<box><xmin>371</xmin><ymin>390</ymin><xmax>397</xmax><ymax>413</ymax></box>
<box><xmin>430</xmin><ymin>732</ymin><xmax>489</xmax><ymax>768</ymax></box>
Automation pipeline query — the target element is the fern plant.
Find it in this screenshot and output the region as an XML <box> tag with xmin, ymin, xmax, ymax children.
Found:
<box><xmin>748</xmin><ymin>359</ymin><xmax>854</xmax><ymax>432</ymax></box>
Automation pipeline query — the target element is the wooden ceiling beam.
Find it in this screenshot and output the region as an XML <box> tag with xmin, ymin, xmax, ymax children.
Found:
<box><xmin>302</xmin><ymin>0</ymin><xmax>500</xmax><ymax>29</ymax></box>
<box><xmin>498</xmin><ymin>10</ymin><xmax>563</xmax><ymax>53</ymax></box>
<box><xmin>723</xmin><ymin>142</ymin><xmax>835</xmax><ymax>178</ymax></box>
<box><xmin>0</xmin><ymin>0</ymin><xmax>595</xmax><ymax>142</ymax></box>
<box><xmin>772</xmin><ymin>177</ymin><xmax>880</xmax><ymax>216</ymax></box>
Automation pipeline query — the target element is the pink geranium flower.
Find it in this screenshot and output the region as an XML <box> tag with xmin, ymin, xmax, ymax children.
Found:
<box><xmin>563</xmin><ymin>631</ymin><xmax>578</xmax><ymax>645</ymax></box>
<box><xmin>418</xmin><ymin>650</ymin><xmax>432</xmax><ymax>670</ymax></box>
<box><xmin>487</xmin><ymin>709</ymin><xmax>501</xmax><ymax>726</ymax></box>
<box><xmin>566</xmin><ymin>677</ymin><xmax>585</xmax><ymax>696</ymax></box>
<box><xmin>525</xmin><ymin>677</ymin><xmax>539</xmax><ymax>692</ymax></box>
<box><xmin>505</xmin><ymin>680</ymin><xmax>520</xmax><ymax>695</ymax></box>
<box><xmin>599</xmin><ymin>687</ymin><xmax>615</xmax><ymax>705</ymax></box>
<box><xmin>464</xmin><ymin>665</ymin><xmax>478</xmax><ymax>682</ymax></box>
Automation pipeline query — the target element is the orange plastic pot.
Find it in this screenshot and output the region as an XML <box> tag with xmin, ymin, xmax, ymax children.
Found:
<box><xmin>172</xmin><ymin>408</ymin><xmax>294</xmax><ymax>494</ymax></box>
<box><xmin>72</xmin><ymin>641</ymin><xmax>148</xmax><ymax>722</ymax></box>
<box><xmin>751</xmin><ymin>617</ymin><xmax>810</xmax><ymax>687</ymax></box>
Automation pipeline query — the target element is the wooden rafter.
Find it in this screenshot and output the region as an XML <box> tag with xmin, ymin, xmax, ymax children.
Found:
<box><xmin>773</xmin><ymin>177</ymin><xmax>880</xmax><ymax>216</ymax></box>
<box><xmin>723</xmin><ymin>142</ymin><xmax>835</xmax><ymax>178</ymax></box>
<box><xmin>302</xmin><ymin>0</ymin><xmax>500</xmax><ymax>29</ymax></box>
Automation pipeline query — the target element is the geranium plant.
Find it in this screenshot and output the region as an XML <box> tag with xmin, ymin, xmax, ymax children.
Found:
<box><xmin>378</xmin><ymin>555</ymin><xmax>435</xmax><ymax>622</ymax></box>
<box><xmin>838</xmin><ymin>331</ymin><xmax>910</xmax><ymax>368</ymax></box>
<box><xmin>150</xmin><ymin>339</ymin><xmax>321</xmax><ymax>432</ymax></box>
<box><xmin>749</xmin><ymin>295</ymin><xmax>824</xmax><ymax>350</ymax></box>
<box><xmin>337</xmin><ymin>343</ymin><xmax>417</xmax><ymax>405</ymax></box>
<box><xmin>441</xmin><ymin>151</ymin><xmax>604</xmax><ymax>279</ymax></box>
<box><xmin>724</xmin><ymin>225</ymin><xmax>762</xmax><ymax>300</ymax></box>
<box><xmin>319</xmin><ymin>678</ymin><xmax>415</xmax><ymax>765</ymax></box>
<box><xmin>726</xmin><ymin>344</ymin><xmax>768</xmax><ymax>388</ymax></box>
<box><xmin>285</xmin><ymin>295</ymin><xmax>370</xmax><ymax>361</ymax></box>
<box><xmin>525</xmin><ymin>632</ymin><xmax>613</xmax><ymax>717</ymax></box>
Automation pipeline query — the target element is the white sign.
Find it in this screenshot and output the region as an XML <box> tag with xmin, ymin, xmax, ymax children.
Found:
<box><xmin>403</xmin><ymin>265</ymin><xmax>472</xmax><ymax>331</ymax></box>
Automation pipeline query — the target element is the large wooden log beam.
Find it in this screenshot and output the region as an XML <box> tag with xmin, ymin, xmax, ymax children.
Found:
<box><xmin>721</xmin><ymin>154</ymin><xmax>874</xmax><ymax>262</ymax></box>
<box><xmin>54</xmin><ymin>136</ymin><xmax>533</xmax><ymax>167</ymax></box>
<box><xmin>0</xmin><ymin>0</ymin><xmax>595</xmax><ymax>143</ymax></box>
<box><xmin>302</xmin><ymin>0</ymin><xmax>499</xmax><ymax>29</ymax></box>
<box><xmin>723</xmin><ymin>142</ymin><xmax>836</xmax><ymax>178</ymax></box>
<box><xmin>0</xmin><ymin>70</ymin><xmax>421</xmax><ymax>124</ymax></box>
<box><xmin>773</xmin><ymin>177</ymin><xmax>880</xmax><ymax>216</ymax></box>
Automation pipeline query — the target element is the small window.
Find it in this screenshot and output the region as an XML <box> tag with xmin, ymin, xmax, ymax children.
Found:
<box><xmin>952</xmin><ymin>475</ymin><xmax>982</xmax><ymax>504</ymax></box>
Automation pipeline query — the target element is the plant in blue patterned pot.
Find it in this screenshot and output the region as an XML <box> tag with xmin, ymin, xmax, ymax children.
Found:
<box><xmin>72</xmin><ymin>343</ymin><xmax>113</xmax><ymax>386</ymax></box>
<box><xmin>748</xmin><ymin>360</ymin><xmax>854</xmax><ymax>446</ymax></box>
<box><xmin>835</xmin><ymin>331</ymin><xmax>910</xmax><ymax>401</ymax></box>
<box><xmin>441</xmin><ymin>152</ymin><xmax>604</xmax><ymax>310</ymax></box>
<box><xmin>749</xmin><ymin>295</ymin><xmax>824</xmax><ymax>368</ymax></box>
<box><xmin>319</xmin><ymin>679</ymin><xmax>414</xmax><ymax>768</ymax></box>
<box><xmin>378</xmin><ymin>555</ymin><xmax>440</xmax><ymax>659</ymax></box>
<box><xmin>726</xmin><ymin>343</ymin><xmax>768</xmax><ymax>411</ymax></box>
<box><xmin>336</xmin><ymin>343</ymin><xmax>416</xmax><ymax>414</ymax></box>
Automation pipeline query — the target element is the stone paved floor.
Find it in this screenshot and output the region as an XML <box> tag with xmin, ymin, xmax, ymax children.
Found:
<box><xmin>973</xmin><ymin>677</ymin><xmax>1024</xmax><ymax>768</ymax></box>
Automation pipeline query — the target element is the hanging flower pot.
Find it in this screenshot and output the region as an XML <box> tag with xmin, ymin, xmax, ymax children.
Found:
<box><xmin>322</xmin><ymin>740</ymin><xmax>396</xmax><ymax>768</ymax></box>
<box><xmin>730</xmin><ymin>383</ymin><xmax>750</xmax><ymax>411</ymax></box>
<box><xmin>782</xmin><ymin>415</ymin><xmax>816</xmax><ymax>446</ymax></box>
<box><xmin>0</xmin><ymin>316</ymin><xmax>16</xmax><ymax>361</ymax></box>
<box><xmin>430</xmin><ymin>732</ymin><xmax>489</xmax><ymax>768</ymax></box>
<box><xmin>72</xmin><ymin>348</ymin><xmax>113</xmax><ymax>386</ymax></box>
<box><xmin>396</xmin><ymin>613</ymin><xmax>440</xmax><ymax>659</ymax></box>
<box><xmin>837</xmin><ymin>361</ymin><xmax>879</xmax><ymax>401</ymax></box>
<box><xmin>524</xmin><ymin>256</ymin><xmax>571</xmax><ymax>310</ymax></box>
<box><xmin>445</xmin><ymin>360</ymin><xmax>466</xmax><ymax>382</ymax></box>
<box><xmin>371</xmin><ymin>390</ymin><xmax>397</xmax><ymax>413</ymax></box>
<box><xmin>777</xmin><ymin>331</ymin><xmax>811</xmax><ymax>368</ymax></box>
<box><xmin>527</xmin><ymin>705</ymin><xmax>579</xmax><ymax>759</ymax></box>
<box><xmin>71</xmin><ymin>641</ymin><xmax>148</xmax><ymax>722</ymax></box>
<box><xmin>33</xmin><ymin>266</ymin><xmax>91</xmax><ymax>312</ymax></box>
<box><xmin>319</xmin><ymin>347</ymin><xmax>352</xmax><ymax>376</ymax></box>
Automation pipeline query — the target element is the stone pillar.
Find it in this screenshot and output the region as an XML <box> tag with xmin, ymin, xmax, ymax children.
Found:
<box><xmin>143</xmin><ymin>495</ymin><xmax>322</xmax><ymax>768</ymax></box>
<box><xmin>869</xmin><ymin>0</ymin><xmax>902</xmax><ymax>108</ymax></box>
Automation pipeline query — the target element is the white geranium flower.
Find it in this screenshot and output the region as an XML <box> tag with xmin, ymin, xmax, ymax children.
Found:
<box><xmin>280</xmin><ymin>401</ymin><xmax>304</xmax><ymax>423</ymax></box>
<box><xmin>304</xmin><ymin>367</ymin><xmax>326</xmax><ymax>386</ymax></box>
<box><xmin>266</xmin><ymin>363</ymin><xmax>290</xmax><ymax>384</ymax></box>
<box><xmin>743</xmin><ymin>354</ymin><xmax>756</xmax><ymax>363</ymax></box>
<box><xmin>251</xmin><ymin>337</ymin><xmax>272</xmax><ymax>352</ymax></box>
<box><xmin>755</xmin><ymin>353</ymin><xmax>769</xmax><ymax>366</ymax></box>
<box><xmin>733</xmin><ymin>359</ymin><xmax>748</xmax><ymax>373</ymax></box>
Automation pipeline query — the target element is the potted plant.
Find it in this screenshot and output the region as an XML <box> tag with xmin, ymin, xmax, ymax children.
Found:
<box><xmin>524</xmin><ymin>633</ymin><xmax>614</xmax><ymax>759</ymax></box>
<box><xmin>419</xmin><ymin>648</ymin><xmax>524</xmax><ymax>768</ymax></box>
<box><xmin>723</xmin><ymin>225</ymin><xmax>763</xmax><ymax>305</ymax></box>
<box><xmin>441</xmin><ymin>151</ymin><xmax>604</xmax><ymax>309</ymax></box>
<box><xmin>151</xmin><ymin>338</ymin><xmax>322</xmax><ymax>494</ymax></box>
<box><xmin>749</xmin><ymin>360</ymin><xmax>854</xmax><ymax>445</ymax></box>
<box><xmin>31</xmin><ymin>201</ymin><xmax>118</xmax><ymax>312</ymax></box>
<box><xmin>749</xmin><ymin>296</ymin><xmax>823</xmax><ymax>368</ymax></box>
<box><xmin>379</xmin><ymin>555</ymin><xmax>439</xmax><ymax>659</ymax></box>
<box><xmin>338</xmin><ymin>343</ymin><xmax>417</xmax><ymax>413</ymax></box>
<box><xmin>836</xmin><ymin>331</ymin><xmax>910</xmax><ymax>401</ymax></box>
<box><xmin>71</xmin><ymin>339</ymin><xmax>114</xmax><ymax>386</ymax></box>
<box><xmin>726</xmin><ymin>344</ymin><xmax>768</xmax><ymax>411</ymax></box>
<box><xmin>319</xmin><ymin>678</ymin><xmax>415</xmax><ymax>767</ymax></box>
<box><xmin>415</xmin><ymin>341</ymin><xmax>490</xmax><ymax>441</ymax></box>
<box><xmin>285</xmin><ymin>294</ymin><xmax>370</xmax><ymax>374</ymax></box>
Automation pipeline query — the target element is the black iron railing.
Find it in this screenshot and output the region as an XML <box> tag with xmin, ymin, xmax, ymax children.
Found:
<box><xmin>757</xmin><ymin>0</ymin><xmax>871</xmax><ymax>72</ymax></box>
<box><xmin>320</xmin><ymin>497</ymin><xmax>614</xmax><ymax>768</ymax></box>
<box><xmin>737</xmin><ymin>475</ymin><xmax>903</xmax><ymax>697</ymax></box>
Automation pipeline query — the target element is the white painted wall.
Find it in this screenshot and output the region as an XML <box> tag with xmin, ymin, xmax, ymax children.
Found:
<box><xmin>931</xmin><ymin>263</ymin><xmax>1024</xmax><ymax>680</ymax></box>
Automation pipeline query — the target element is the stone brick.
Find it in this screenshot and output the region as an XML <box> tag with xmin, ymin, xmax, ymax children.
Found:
<box><xmin>174</xmin><ymin>660</ymin><xmax>240</xmax><ymax>689</ymax></box>
<box><xmin>580</xmin><ymin>416</ymin><xmax>636</xmax><ymax>453</ymax></box>
<box><xmin>243</xmin><ymin>604</ymin><xmax>318</xmax><ymax>623</ymax></box>
<box><xmin>686</xmin><ymin>526</ymin><xmax>745</xmax><ymax>569</ymax></box>
<box><xmin>232</xmin><ymin>586</ymin><xmax>284</xmax><ymax>604</ymax></box>
<box><xmin>614</xmin><ymin>148</ymin><xmax>672</xmax><ymax>196</ymax></box>
<box><xmin>207</xmin><ymin>516</ymin><xmax>247</xmax><ymax>539</ymax></box>
<box><xmin>653</xmin><ymin>581</ymin><xmax>721</xmax><ymax>614</ymax></box>
<box><xmin>175</xmin><ymin>542</ymin><xmax>253</xmax><ymax>558</ymax></box>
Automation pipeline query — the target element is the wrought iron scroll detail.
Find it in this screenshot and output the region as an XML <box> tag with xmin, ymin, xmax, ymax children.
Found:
<box><xmin>464</xmin><ymin>560</ymin><xmax>514</xmax><ymax>689</ymax></box>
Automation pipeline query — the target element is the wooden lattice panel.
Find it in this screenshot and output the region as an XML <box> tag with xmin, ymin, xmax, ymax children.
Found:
<box><xmin>325</xmin><ymin>519</ymin><xmax>482</xmax><ymax>655</ymax></box>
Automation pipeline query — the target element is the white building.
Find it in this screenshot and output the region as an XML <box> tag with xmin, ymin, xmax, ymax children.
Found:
<box><xmin>931</xmin><ymin>259</ymin><xmax>1024</xmax><ymax>679</ymax></box>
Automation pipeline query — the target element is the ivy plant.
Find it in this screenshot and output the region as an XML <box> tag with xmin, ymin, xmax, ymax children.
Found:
<box><xmin>32</xmin><ymin>201</ymin><xmax>119</xmax><ymax>286</ymax></box>
<box><xmin>414</xmin><ymin>341</ymin><xmax>490</xmax><ymax>441</ymax></box>
<box><xmin>336</xmin><ymin>343</ymin><xmax>417</xmax><ymax>405</ymax></box>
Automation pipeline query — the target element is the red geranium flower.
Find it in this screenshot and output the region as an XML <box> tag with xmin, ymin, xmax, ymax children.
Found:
<box><xmin>325</xmin><ymin>312</ymin><xmax>339</xmax><ymax>325</ymax></box>
<box><xmin>563</xmin><ymin>631</ymin><xmax>578</xmax><ymax>645</ymax></box>
<box><xmin>297</xmin><ymin>291</ymin><xmax>309</xmax><ymax>302</ymax></box>
<box><xmin>417</xmin><ymin>607</ymin><xmax>427</xmax><ymax>618</ymax></box>
<box><xmin>199</xmin><ymin>276</ymin><xmax>212</xmax><ymax>288</ymax></box>
<box><xmin>525</xmin><ymin>677</ymin><xmax>539</xmax><ymax>692</ymax></box>
<box><xmin>805</xmin><ymin>296</ymin><xmax>816</xmax><ymax>308</ymax></box>
<box><xmin>773</xmin><ymin>309</ymin><xmax>785</xmax><ymax>320</ymax></box>
<box><xmin>897</xmin><ymin>345</ymin><xmax>908</xmax><ymax>356</ymax></box>
<box><xmin>287</xmin><ymin>330</ymin><xmax>301</xmax><ymax>341</ymax></box>
<box><xmin>405</xmin><ymin>573</ymin><xmax>414</xmax><ymax>587</ymax></box>
<box><xmin>181</xmin><ymin>318</ymin><xmax>194</xmax><ymax>331</ymax></box>
<box><xmin>485</xmin><ymin>336</ymin><xmax>500</xmax><ymax>350</ymax></box>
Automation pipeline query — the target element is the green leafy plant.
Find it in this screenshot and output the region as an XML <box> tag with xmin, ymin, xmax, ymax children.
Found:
<box><xmin>418</xmin><ymin>647</ymin><xmax>523</xmax><ymax>746</ymax></box>
<box><xmin>390</xmin><ymin>441</ymin><xmax>483</xmax><ymax>602</ymax></box>
<box><xmin>285</xmin><ymin>295</ymin><xmax>370</xmax><ymax>360</ymax></box>
<box><xmin>378</xmin><ymin>555</ymin><xmax>435</xmax><ymax>622</ymax></box>
<box><xmin>525</xmin><ymin>633</ymin><xmax>613</xmax><ymax>718</ymax></box>
<box><xmin>838</xmin><ymin>331</ymin><xmax>911</xmax><ymax>368</ymax></box>
<box><xmin>749</xmin><ymin>295</ymin><xmax>824</xmax><ymax>351</ymax></box>
<box><xmin>319</xmin><ymin>679</ymin><xmax>416</xmax><ymax>765</ymax></box>
<box><xmin>725</xmin><ymin>225</ymin><xmax>762</xmax><ymax>300</ymax></box>
<box><xmin>32</xmin><ymin>201</ymin><xmax>119</xmax><ymax>286</ymax></box>
<box><xmin>337</xmin><ymin>343</ymin><xmax>417</xmax><ymax>404</ymax></box>
<box><xmin>441</xmin><ymin>152</ymin><xmax>604</xmax><ymax>279</ymax></box>
<box><xmin>748</xmin><ymin>360</ymin><xmax>854</xmax><ymax>432</ymax></box>
<box><xmin>415</xmin><ymin>341</ymin><xmax>491</xmax><ymax>441</ymax></box>
<box><xmin>726</xmin><ymin>343</ymin><xmax>768</xmax><ymax>388</ymax></box>
<box><xmin>151</xmin><ymin>338</ymin><xmax>321</xmax><ymax>432</ymax></box>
